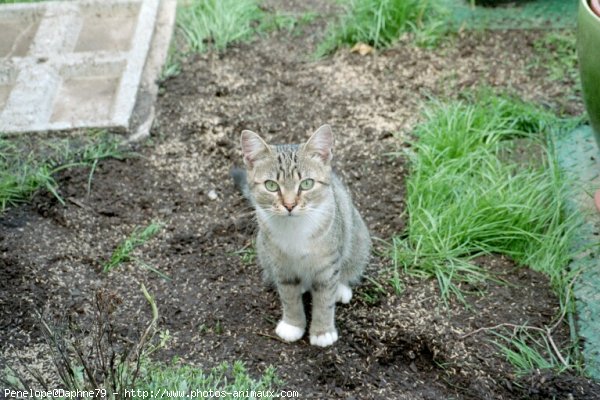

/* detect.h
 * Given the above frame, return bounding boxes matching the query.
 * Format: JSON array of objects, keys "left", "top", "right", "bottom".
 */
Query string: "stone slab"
[
  {"left": 0, "top": 0, "right": 164, "bottom": 135},
  {"left": 555, "top": 125, "right": 600, "bottom": 379}
]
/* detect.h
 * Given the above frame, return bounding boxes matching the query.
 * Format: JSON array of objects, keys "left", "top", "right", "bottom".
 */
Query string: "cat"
[{"left": 234, "top": 124, "right": 371, "bottom": 347}]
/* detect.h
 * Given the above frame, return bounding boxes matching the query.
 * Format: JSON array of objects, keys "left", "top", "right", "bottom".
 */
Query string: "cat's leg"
[
  {"left": 336, "top": 283, "right": 352, "bottom": 304},
  {"left": 335, "top": 212, "right": 371, "bottom": 305},
  {"left": 275, "top": 278, "right": 306, "bottom": 342},
  {"left": 309, "top": 271, "right": 339, "bottom": 347}
]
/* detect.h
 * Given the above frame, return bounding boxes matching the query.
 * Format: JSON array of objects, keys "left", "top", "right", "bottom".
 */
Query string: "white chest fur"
[{"left": 257, "top": 204, "right": 332, "bottom": 259}]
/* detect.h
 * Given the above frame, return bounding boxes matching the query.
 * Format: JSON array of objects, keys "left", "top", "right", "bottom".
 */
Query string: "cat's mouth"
[{"left": 274, "top": 208, "right": 302, "bottom": 217}]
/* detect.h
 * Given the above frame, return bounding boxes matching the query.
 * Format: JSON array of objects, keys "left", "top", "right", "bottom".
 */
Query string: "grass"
[
  {"left": 359, "top": 276, "right": 388, "bottom": 305},
  {"left": 492, "top": 326, "right": 572, "bottom": 377},
  {"left": 137, "top": 361, "right": 281, "bottom": 399},
  {"left": 532, "top": 30, "right": 578, "bottom": 83},
  {"left": 390, "top": 90, "right": 584, "bottom": 375},
  {"left": 0, "top": 132, "right": 131, "bottom": 212},
  {"left": 104, "top": 221, "right": 168, "bottom": 279},
  {"left": 391, "top": 91, "right": 581, "bottom": 303},
  {"left": 164, "top": 1, "right": 315, "bottom": 79},
  {"left": 177, "top": 0, "right": 264, "bottom": 53},
  {"left": 175, "top": 1, "right": 314, "bottom": 53},
  {"left": 231, "top": 241, "right": 257, "bottom": 264},
  {"left": 316, "top": 0, "right": 447, "bottom": 56}
]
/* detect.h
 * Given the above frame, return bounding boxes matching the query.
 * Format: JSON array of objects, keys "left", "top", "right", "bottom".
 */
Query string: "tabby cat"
[{"left": 236, "top": 125, "right": 371, "bottom": 347}]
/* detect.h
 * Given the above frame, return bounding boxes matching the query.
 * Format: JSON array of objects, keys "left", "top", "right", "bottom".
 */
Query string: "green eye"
[
  {"left": 265, "top": 180, "right": 279, "bottom": 192},
  {"left": 300, "top": 179, "right": 314, "bottom": 190}
]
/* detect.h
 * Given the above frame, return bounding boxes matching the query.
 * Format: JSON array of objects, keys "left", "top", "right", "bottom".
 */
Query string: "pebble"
[{"left": 208, "top": 189, "right": 218, "bottom": 200}]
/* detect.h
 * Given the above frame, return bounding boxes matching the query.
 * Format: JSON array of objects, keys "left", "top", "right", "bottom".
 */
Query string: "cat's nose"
[{"left": 283, "top": 202, "right": 296, "bottom": 212}]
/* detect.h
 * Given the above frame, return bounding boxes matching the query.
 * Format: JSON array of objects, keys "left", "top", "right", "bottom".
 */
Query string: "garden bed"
[{"left": 1, "top": 0, "right": 599, "bottom": 398}]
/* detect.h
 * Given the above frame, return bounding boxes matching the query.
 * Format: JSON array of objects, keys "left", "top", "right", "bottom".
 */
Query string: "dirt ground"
[{"left": 2, "top": 1, "right": 600, "bottom": 399}]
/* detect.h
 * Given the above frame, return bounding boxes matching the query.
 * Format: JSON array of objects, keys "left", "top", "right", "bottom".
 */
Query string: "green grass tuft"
[
  {"left": 168, "top": 1, "right": 315, "bottom": 78},
  {"left": 532, "top": 30, "right": 578, "bottom": 83},
  {"left": 231, "top": 241, "right": 257, "bottom": 265},
  {"left": 0, "top": 133, "right": 131, "bottom": 213},
  {"left": 492, "top": 327, "right": 571, "bottom": 377},
  {"left": 391, "top": 91, "right": 581, "bottom": 304},
  {"left": 176, "top": 0, "right": 264, "bottom": 53},
  {"left": 316, "top": 0, "right": 447, "bottom": 56},
  {"left": 104, "top": 222, "right": 166, "bottom": 277},
  {"left": 137, "top": 361, "right": 281, "bottom": 399}
]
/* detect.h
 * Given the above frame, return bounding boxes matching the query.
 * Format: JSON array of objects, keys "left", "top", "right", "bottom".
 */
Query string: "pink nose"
[{"left": 283, "top": 202, "right": 296, "bottom": 212}]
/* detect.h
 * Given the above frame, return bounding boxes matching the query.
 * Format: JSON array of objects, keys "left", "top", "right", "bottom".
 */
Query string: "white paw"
[
  {"left": 310, "top": 330, "right": 338, "bottom": 347},
  {"left": 275, "top": 321, "right": 304, "bottom": 342},
  {"left": 336, "top": 284, "right": 352, "bottom": 304}
]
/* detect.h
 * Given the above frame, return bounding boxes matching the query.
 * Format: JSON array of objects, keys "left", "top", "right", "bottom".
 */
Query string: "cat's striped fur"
[{"left": 238, "top": 125, "right": 371, "bottom": 347}]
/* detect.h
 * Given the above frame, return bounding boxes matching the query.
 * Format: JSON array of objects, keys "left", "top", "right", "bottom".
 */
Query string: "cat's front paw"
[
  {"left": 275, "top": 320, "right": 305, "bottom": 342},
  {"left": 336, "top": 284, "right": 352, "bottom": 304},
  {"left": 309, "top": 330, "right": 338, "bottom": 347}
]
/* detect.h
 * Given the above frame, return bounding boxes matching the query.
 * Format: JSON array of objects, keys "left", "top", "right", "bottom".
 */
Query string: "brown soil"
[{"left": 1, "top": 1, "right": 599, "bottom": 399}]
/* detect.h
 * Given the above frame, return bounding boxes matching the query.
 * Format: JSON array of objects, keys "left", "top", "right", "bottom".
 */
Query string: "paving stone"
[
  {"left": 555, "top": 125, "right": 600, "bottom": 379},
  {"left": 0, "top": 0, "right": 169, "bottom": 136}
]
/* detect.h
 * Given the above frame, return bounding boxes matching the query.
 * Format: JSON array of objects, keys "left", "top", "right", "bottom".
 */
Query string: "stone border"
[
  {"left": 555, "top": 125, "right": 600, "bottom": 379},
  {"left": 0, "top": 0, "right": 161, "bottom": 134}
]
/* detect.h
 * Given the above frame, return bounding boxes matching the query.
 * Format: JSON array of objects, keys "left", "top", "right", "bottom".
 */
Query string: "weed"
[
  {"left": 391, "top": 91, "right": 581, "bottom": 304},
  {"left": 104, "top": 222, "right": 168, "bottom": 280},
  {"left": 0, "top": 133, "right": 131, "bottom": 212},
  {"left": 214, "top": 320, "right": 224, "bottom": 335},
  {"left": 3, "top": 285, "right": 160, "bottom": 399},
  {"left": 316, "top": 0, "right": 447, "bottom": 56},
  {"left": 172, "top": 1, "right": 314, "bottom": 77},
  {"left": 159, "top": 45, "right": 183, "bottom": 81},
  {"left": 232, "top": 242, "right": 257, "bottom": 264},
  {"left": 491, "top": 326, "right": 571, "bottom": 377},
  {"left": 532, "top": 30, "right": 578, "bottom": 83},
  {"left": 176, "top": 0, "right": 264, "bottom": 53},
  {"left": 137, "top": 361, "right": 281, "bottom": 399},
  {"left": 359, "top": 276, "right": 388, "bottom": 304},
  {"left": 259, "top": 11, "right": 317, "bottom": 35}
]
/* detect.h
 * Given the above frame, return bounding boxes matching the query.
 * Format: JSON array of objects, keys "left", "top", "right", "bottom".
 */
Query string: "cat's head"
[{"left": 240, "top": 125, "right": 334, "bottom": 218}]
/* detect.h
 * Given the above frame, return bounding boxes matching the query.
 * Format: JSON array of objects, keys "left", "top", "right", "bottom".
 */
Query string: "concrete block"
[{"left": 0, "top": 0, "right": 170, "bottom": 136}]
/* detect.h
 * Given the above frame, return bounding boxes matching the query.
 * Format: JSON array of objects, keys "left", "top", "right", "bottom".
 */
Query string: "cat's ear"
[
  {"left": 304, "top": 124, "right": 334, "bottom": 164},
  {"left": 241, "top": 130, "right": 271, "bottom": 168}
]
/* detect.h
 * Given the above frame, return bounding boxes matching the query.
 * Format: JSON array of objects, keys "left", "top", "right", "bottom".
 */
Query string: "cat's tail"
[{"left": 230, "top": 167, "right": 250, "bottom": 199}]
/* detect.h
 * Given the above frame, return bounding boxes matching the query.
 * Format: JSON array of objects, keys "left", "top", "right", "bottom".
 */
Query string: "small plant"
[
  {"left": 137, "top": 361, "right": 281, "bottom": 399},
  {"left": 176, "top": 0, "right": 264, "bottom": 53},
  {"left": 316, "top": 0, "right": 447, "bottom": 56},
  {"left": 491, "top": 326, "right": 572, "bottom": 377},
  {"left": 104, "top": 221, "right": 168, "bottom": 279},
  {"left": 359, "top": 276, "right": 387, "bottom": 305},
  {"left": 532, "top": 31, "right": 578, "bottom": 83},
  {"left": 0, "top": 133, "right": 131, "bottom": 212},
  {"left": 159, "top": 45, "right": 183, "bottom": 81},
  {"left": 259, "top": 11, "right": 317, "bottom": 35},
  {"left": 232, "top": 242, "right": 257, "bottom": 264},
  {"left": 3, "top": 285, "right": 161, "bottom": 399}
]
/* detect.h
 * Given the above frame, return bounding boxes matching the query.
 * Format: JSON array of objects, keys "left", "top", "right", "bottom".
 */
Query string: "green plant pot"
[{"left": 578, "top": 0, "right": 600, "bottom": 148}]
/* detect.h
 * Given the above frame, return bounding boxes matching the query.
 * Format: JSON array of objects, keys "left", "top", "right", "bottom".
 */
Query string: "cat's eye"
[
  {"left": 264, "top": 180, "right": 279, "bottom": 192},
  {"left": 300, "top": 179, "right": 315, "bottom": 190}
]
